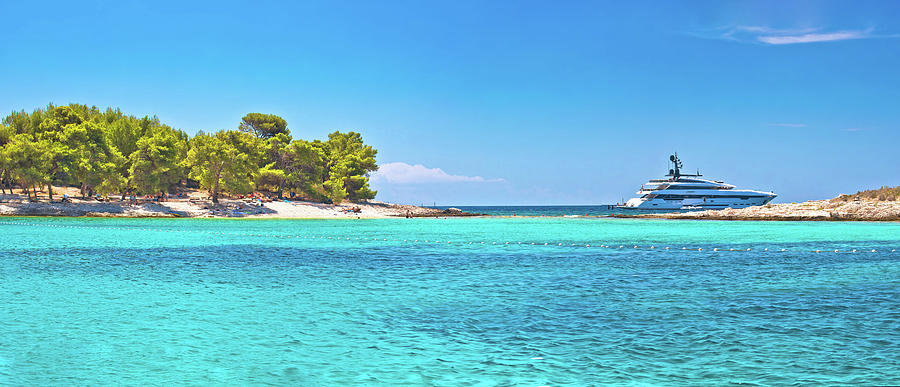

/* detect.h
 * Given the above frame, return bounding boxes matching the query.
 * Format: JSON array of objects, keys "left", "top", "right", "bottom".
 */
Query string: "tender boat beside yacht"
[{"left": 621, "top": 153, "right": 776, "bottom": 210}]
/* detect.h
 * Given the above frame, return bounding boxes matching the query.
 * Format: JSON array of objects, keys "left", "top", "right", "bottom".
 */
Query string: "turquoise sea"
[
  {"left": 2, "top": 213, "right": 899, "bottom": 385},
  {"left": 442, "top": 206, "right": 687, "bottom": 217}
]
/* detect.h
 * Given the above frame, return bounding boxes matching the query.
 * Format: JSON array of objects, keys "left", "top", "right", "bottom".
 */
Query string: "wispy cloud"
[
  {"left": 758, "top": 29, "right": 872, "bottom": 45},
  {"left": 843, "top": 127, "right": 866, "bottom": 132},
  {"left": 372, "top": 162, "right": 505, "bottom": 184},
  {"left": 767, "top": 123, "right": 808, "bottom": 128},
  {"left": 700, "top": 25, "right": 890, "bottom": 45}
]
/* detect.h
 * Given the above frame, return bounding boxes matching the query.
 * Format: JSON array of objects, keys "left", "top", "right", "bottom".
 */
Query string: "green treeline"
[{"left": 0, "top": 104, "right": 378, "bottom": 204}]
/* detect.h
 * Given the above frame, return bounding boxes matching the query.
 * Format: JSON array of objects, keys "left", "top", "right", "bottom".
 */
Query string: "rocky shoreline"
[{"left": 621, "top": 199, "right": 900, "bottom": 221}]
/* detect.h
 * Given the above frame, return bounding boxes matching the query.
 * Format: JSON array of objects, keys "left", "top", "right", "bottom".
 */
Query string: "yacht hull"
[{"left": 623, "top": 192, "right": 775, "bottom": 210}]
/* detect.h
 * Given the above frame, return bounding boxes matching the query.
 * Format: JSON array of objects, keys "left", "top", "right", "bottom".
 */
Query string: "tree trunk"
[
  {"left": 47, "top": 183, "right": 53, "bottom": 201},
  {"left": 277, "top": 179, "right": 285, "bottom": 198},
  {"left": 212, "top": 167, "right": 222, "bottom": 204},
  {"left": 211, "top": 162, "right": 226, "bottom": 204},
  {"left": 80, "top": 182, "right": 86, "bottom": 199}
]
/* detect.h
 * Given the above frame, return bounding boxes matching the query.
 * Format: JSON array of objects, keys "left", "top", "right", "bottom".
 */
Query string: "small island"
[{"left": 0, "top": 103, "right": 476, "bottom": 218}]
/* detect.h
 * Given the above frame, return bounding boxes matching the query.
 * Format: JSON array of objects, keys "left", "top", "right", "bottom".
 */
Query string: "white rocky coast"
[{"left": 641, "top": 199, "right": 900, "bottom": 221}]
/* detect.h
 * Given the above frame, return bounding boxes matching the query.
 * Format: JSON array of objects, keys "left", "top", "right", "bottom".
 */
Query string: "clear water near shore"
[
  {"left": 1, "top": 216, "right": 899, "bottom": 385},
  {"left": 437, "top": 205, "right": 684, "bottom": 217}
]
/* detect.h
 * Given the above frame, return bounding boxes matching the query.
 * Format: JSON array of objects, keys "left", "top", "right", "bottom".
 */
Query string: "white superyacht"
[{"left": 621, "top": 153, "right": 776, "bottom": 210}]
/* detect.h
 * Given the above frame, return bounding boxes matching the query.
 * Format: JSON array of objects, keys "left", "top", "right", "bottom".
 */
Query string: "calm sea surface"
[{"left": 2, "top": 212, "right": 899, "bottom": 385}]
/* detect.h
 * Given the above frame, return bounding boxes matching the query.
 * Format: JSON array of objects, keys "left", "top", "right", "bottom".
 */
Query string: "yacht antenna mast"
[{"left": 669, "top": 153, "right": 683, "bottom": 179}]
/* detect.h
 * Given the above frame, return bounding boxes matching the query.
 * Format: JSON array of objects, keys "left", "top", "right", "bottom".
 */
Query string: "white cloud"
[
  {"left": 731, "top": 26, "right": 817, "bottom": 37},
  {"left": 843, "top": 127, "right": 865, "bottom": 132},
  {"left": 757, "top": 29, "right": 870, "bottom": 45},
  {"left": 372, "top": 162, "right": 505, "bottom": 184},
  {"left": 767, "top": 123, "right": 807, "bottom": 128},
  {"left": 699, "top": 25, "right": 889, "bottom": 45}
]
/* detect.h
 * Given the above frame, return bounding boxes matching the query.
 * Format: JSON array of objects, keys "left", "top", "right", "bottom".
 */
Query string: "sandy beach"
[{"left": 0, "top": 190, "right": 472, "bottom": 219}]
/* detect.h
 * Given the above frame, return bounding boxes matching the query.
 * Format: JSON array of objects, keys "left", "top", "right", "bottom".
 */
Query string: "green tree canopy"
[
  {"left": 239, "top": 113, "right": 289, "bottom": 139},
  {"left": 3, "top": 134, "right": 50, "bottom": 199},
  {"left": 319, "top": 131, "right": 378, "bottom": 203},
  {"left": 0, "top": 125, "right": 14, "bottom": 194},
  {"left": 1, "top": 104, "right": 379, "bottom": 204},
  {"left": 0, "top": 124, "right": 15, "bottom": 145},
  {"left": 62, "top": 120, "right": 126, "bottom": 196},
  {"left": 258, "top": 132, "right": 293, "bottom": 197},
  {"left": 30, "top": 106, "right": 86, "bottom": 199},
  {"left": 185, "top": 130, "right": 263, "bottom": 203},
  {"left": 128, "top": 126, "right": 189, "bottom": 194}
]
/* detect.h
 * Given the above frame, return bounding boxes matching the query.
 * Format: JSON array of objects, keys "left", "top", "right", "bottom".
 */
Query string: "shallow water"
[
  {"left": 441, "top": 205, "right": 681, "bottom": 217},
  {"left": 1, "top": 216, "right": 899, "bottom": 385}
]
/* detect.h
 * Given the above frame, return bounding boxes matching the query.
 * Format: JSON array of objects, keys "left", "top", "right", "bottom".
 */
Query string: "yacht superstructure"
[{"left": 622, "top": 154, "right": 776, "bottom": 210}]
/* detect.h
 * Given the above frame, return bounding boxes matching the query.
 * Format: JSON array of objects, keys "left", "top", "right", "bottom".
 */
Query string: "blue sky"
[{"left": 2, "top": 1, "right": 898, "bottom": 205}]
